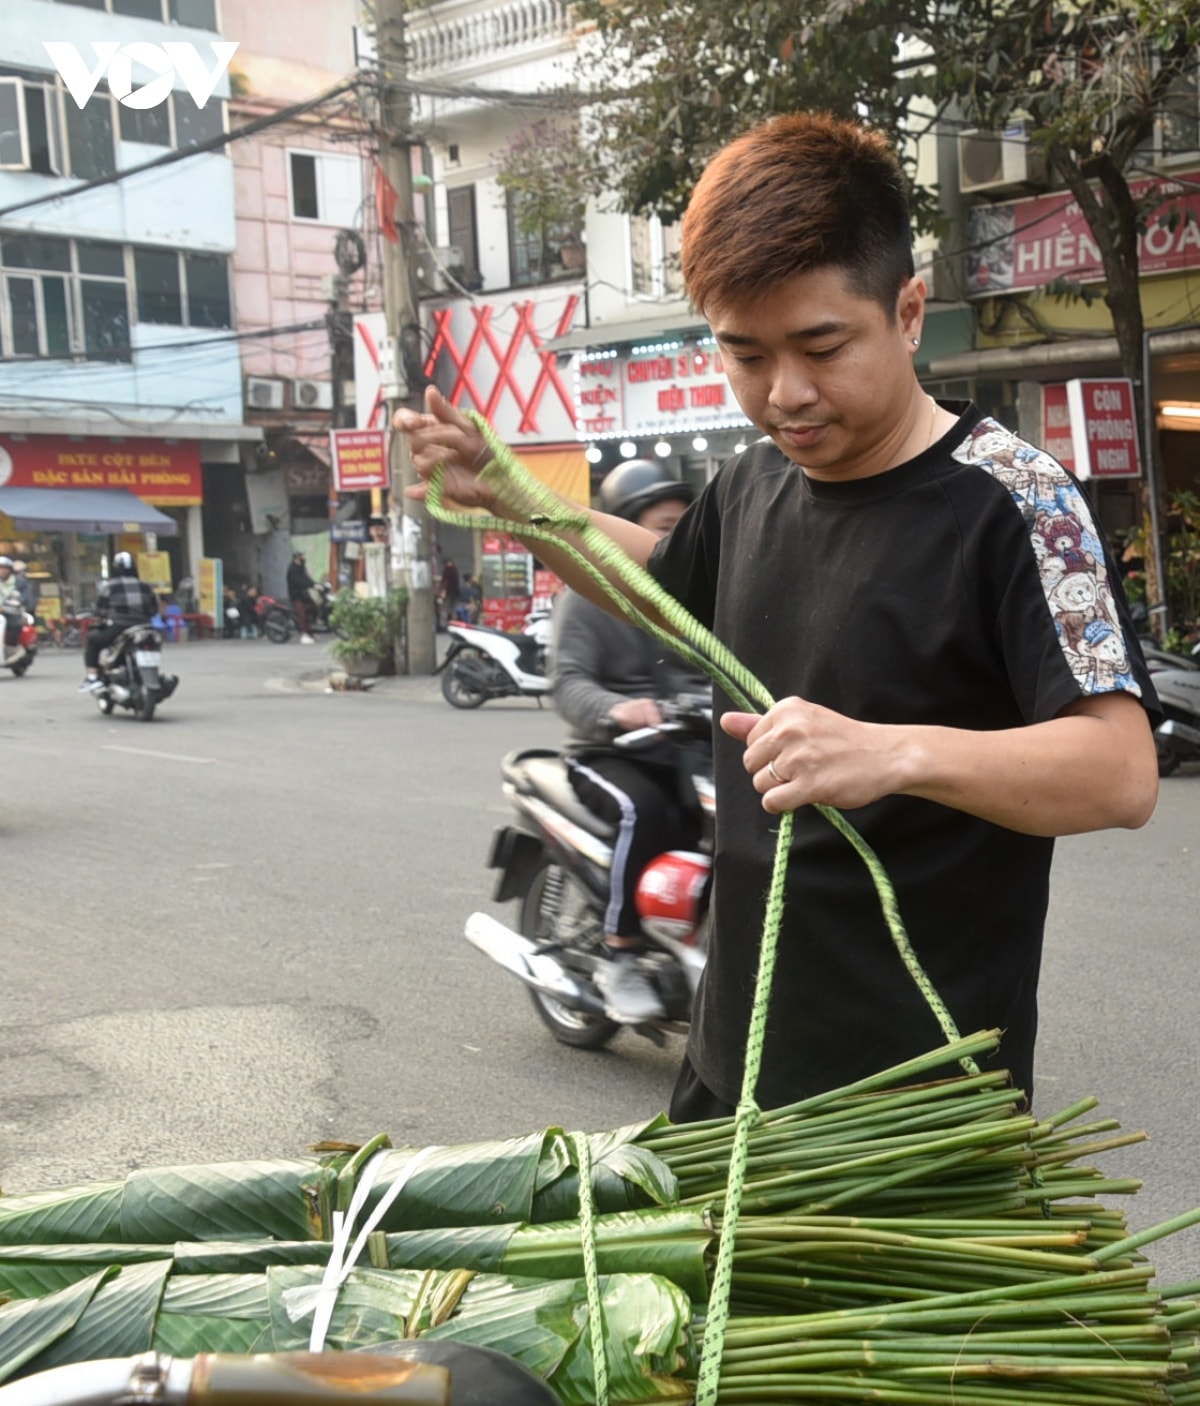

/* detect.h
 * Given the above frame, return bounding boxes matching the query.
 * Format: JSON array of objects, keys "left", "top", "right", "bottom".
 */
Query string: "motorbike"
[
  {"left": 0, "top": 1343, "right": 558, "bottom": 1406},
  {"left": 1, "top": 606, "right": 38, "bottom": 677},
  {"left": 259, "top": 582, "right": 339, "bottom": 643},
  {"left": 1145, "top": 638, "right": 1200, "bottom": 775},
  {"left": 90, "top": 623, "right": 178, "bottom": 722},
  {"left": 436, "top": 611, "right": 552, "bottom": 709},
  {"left": 465, "top": 694, "right": 715, "bottom": 1049}
]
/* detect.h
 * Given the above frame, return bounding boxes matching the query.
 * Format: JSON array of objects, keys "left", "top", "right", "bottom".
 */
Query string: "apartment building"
[{"left": 0, "top": 0, "right": 247, "bottom": 607}]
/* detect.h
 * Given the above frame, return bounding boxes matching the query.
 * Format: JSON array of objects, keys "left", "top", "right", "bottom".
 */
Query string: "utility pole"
[{"left": 375, "top": 0, "right": 436, "bottom": 672}]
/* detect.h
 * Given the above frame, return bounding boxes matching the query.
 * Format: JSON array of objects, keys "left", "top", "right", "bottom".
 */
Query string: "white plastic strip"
[{"left": 307, "top": 1144, "right": 442, "bottom": 1352}]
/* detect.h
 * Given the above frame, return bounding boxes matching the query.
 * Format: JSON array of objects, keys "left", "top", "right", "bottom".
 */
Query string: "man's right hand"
[
  {"left": 393, "top": 387, "right": 495, "bottom": 511},
  {"left": 608, "top": 698, "right": 665, "bottom": 731}
]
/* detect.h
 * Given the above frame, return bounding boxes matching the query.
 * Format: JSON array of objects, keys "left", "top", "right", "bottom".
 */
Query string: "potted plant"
[{"left": 329, "top": 586, "right": 409, "bottom": 677}]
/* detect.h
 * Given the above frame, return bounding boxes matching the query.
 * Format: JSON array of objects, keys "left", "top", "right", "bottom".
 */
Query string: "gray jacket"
[{"left": 550, "top": 589, "right": 709, "bottom": 749}]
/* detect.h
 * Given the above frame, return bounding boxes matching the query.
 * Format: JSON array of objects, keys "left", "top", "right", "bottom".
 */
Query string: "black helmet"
[
  {"left": 599, "top": 459, "right": 693, "bottom": 523},
  {"left": 112, "top": 551, "right": 138, "bottom": 578}
]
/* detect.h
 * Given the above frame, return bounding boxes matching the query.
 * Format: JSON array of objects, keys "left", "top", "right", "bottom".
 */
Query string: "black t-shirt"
[{"left": 648, "top": 404, "right": 1158, "bottom": 1108}]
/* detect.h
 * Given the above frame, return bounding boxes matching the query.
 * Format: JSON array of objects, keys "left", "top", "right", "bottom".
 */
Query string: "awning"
[
  {"left": 0, "top": 487, "right": 180, "bottom": 535},
  {"left": 545, "top": 310, "right": 709, "bottom": 355}
]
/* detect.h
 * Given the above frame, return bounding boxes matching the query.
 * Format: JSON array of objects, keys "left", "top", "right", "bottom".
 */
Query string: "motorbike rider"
[
  {"left": 10, "top": 559, "right": 37, "bottom": 613},
  {"left": 0, "top": 556, "right": 24, "bottom": 659},
  {"left": 551, "top": 460, "right": 710, "bottom": 1024},
  {"left": 287, "top": 551, "right": 317, "bottom": 643},
  {"left": 79, "top": 551, "right": 159, "bottom": 692}
]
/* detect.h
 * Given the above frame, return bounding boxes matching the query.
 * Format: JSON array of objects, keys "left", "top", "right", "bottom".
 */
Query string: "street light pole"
[{"left": 375, "top": 0, "right": 436, "bottom": 673}]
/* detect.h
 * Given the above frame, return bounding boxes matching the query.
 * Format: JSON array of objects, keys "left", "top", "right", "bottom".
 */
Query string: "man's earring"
[{"left": 911, "top": 337, "right": 920, "bottom": 348}]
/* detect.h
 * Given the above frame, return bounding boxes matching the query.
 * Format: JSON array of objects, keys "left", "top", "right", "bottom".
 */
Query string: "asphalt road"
[{"left": 2, "top": 636, "right": 1198, "bottom": 1283}]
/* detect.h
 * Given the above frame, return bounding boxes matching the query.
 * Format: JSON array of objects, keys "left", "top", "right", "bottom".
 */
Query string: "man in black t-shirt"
[{"left": 395, "top": 113, "right": 1160, "bottom": 1115}]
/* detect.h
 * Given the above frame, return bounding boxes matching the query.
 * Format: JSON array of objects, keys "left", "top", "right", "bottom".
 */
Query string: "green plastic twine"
[
  {"left": 426, "top": 411, "right": 981, "bottom": 1405},
  {"left": 569, "top": 1130, "right": 609, "bottom": 1406}
]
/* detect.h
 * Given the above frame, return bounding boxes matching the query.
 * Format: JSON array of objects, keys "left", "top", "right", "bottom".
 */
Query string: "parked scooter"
[
  {"left": 90, "top": 623, "right": 178, "bottom": 722},
  {"left": 465, "top": 694, "right": 715, "bottom": 1049},
  {"left": 436, "top": 611, "right": 552, "bottom": 709},
  {"left": 1145, "top": 639, "right": 1200, "bottom": 775},
  {"left": 1, "top": 606, "right": 37, "bottom": 677}
]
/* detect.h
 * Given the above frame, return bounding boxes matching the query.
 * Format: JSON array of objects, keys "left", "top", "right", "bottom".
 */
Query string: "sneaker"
[
  {"left": 78, "top": 677, "right": 103, "bottom": 693},
  {"left": 594, "top": 950, "right": 665, "bottom": 1024},
  {"left": 299, "top": 633, "right": 316, "bottom": 644}
]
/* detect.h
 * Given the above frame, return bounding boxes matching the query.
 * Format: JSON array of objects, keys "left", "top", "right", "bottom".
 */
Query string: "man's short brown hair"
[{"left": 681, "top": 112, "right": 915, "bottom": 318}]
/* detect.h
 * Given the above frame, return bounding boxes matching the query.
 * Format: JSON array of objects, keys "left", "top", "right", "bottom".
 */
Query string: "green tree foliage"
[
  {"left": 573, "top": 0, "right": 1198, "bottom": 376},
  {"left": 494, "top": 118, "right": 590, "bottom": 279}
]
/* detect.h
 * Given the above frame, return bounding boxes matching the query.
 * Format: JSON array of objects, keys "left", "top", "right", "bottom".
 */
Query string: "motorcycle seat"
[{"left": 503, "top": 749, "right": 616, "bottom": 840}]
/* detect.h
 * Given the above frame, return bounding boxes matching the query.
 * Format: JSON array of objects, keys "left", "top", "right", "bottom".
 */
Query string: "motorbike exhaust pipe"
[
  {"left": 464, "top": 912, "right": 603, "bottom": 1012},
  {"left": 110, "top": 684, "right": 130, "bottom": 702}
]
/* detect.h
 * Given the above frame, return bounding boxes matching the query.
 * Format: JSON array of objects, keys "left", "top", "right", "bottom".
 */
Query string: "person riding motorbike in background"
[
  {"left": 79, "top": 552, "right": 159, "bottom": 692},
  {"left": 10, "top": 559, "right": 37, "bottom": 613},
  {"left": 0, "top": 556, "right": 25, "bottom": 659},
  {"left": 551, "top": 460, "right": 710, "bottom": 1024},
  {"left": 287, "top": 551, "right": 317, "bottom": 644}
]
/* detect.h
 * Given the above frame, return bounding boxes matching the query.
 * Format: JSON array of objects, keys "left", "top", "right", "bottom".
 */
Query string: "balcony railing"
[{"left": 407, "top": 0, "right": 574, "bottom": 75}]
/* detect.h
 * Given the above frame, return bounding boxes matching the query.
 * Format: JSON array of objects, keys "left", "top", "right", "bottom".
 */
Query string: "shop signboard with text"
[
  {"left": 1041, "top": 385, "right": 1076, "bottom": 473},
  {"left": 1065, "top": 379, "right": 1143, "bottom": 479},
  {"left": 574, "top": 343, "right": 752, "bottom": 440},
  {"left": 198, "top": 558, "right": 223, "bottom": 631},
  {"left": 0, "top": 436, "right": 202, "bottom": 505},
  {"left": 330, "top": 429, "right": 388, "bottom": 493},
  {"left": 965, "top": 171, "right": 1200, "bottom": 297}
]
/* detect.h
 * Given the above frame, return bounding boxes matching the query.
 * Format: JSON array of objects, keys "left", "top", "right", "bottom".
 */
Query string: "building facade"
[
  {"left": 0, "top": 0, "right": 249, "bottom": 611},
  {"left": 220, "top": 0, "right": 380, "bottom": 600}
]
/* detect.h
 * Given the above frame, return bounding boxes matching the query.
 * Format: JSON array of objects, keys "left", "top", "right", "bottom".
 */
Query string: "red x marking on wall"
[
  {"left": 355, "top": 317, "right": 386, "bottom": 429},
  {"left": 424, "top": 295, "right": 579, "bottom": 436}
]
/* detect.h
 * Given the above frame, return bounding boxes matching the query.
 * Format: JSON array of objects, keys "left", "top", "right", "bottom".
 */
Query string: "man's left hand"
[{"left": 722, "top": 698, "right": 900, "bottom": 813}]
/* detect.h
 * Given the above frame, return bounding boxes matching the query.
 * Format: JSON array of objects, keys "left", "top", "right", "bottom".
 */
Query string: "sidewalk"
[{"left": 284, "top": 634, "right": 452, "bottom": 697}]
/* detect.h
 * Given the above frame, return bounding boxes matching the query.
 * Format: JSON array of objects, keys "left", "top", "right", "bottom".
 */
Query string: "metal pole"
[
  {"left": 1141, "top": 328, "right": 1170, "bottom": 641},
  {"left": 375, "top": 0, "right": 436, "bottom": 673}
]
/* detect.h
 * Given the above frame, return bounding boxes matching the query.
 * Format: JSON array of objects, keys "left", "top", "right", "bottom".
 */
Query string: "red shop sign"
[
  {"left": 1065, "top": 379, "right": 1142, "bottom": 480},
  {"left": 330, "top": 428, "right": 388, "bottom": 492}
]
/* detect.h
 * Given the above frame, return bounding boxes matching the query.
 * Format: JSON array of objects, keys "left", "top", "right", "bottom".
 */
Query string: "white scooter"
[
  {"left": 436, "top": 610, "right": 552, "bottom": 708},
  {"left": 1, "top": 606, "right": 37, "bottom": 677}
]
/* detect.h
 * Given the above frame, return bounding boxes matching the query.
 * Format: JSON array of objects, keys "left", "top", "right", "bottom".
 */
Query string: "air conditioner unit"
[
  {"left": 246, "top": 376, "right": 285, "bottom": 410},
  {"left": 958, "top": 126, "right": 1047, "bottom": 196},
  {"left": 415, "top": 245, "right": 465, "bottom": 295},
  {"left": 292, "top": 378, "right": 334, "bottom": 410}
]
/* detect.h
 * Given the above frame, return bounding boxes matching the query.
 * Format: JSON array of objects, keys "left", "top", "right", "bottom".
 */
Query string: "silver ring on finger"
[{"left": 767, "top": 758, "right": 785, "bottom": 785}]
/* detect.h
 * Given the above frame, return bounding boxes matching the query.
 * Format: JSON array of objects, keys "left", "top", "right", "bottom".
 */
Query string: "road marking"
[{"left": 101, "top": 745, "right": 216, "bottom": 765}]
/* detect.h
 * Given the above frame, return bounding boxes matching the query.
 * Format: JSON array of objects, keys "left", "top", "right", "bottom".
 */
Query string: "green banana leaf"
[
  {"left": 354, "top": 1123, "right": 677, "bottom": 1232},
  {"left": 0, "top": 1126, "right": 678, "bottom": 1253},
  {"left": 0, "top": 1182, "right": 124, "bottom": 1247},
  {"left": 265, "top": 1265, "right": 436, "bottom": 1352},
  {"left": 0, "top": 1244, "right": 170, "bottom": 1299},
  {"left": 151, "top": 1272, "right": 274, "bottom": 1357},
  {"left": 423, "top": 1271, "right": 696, "bottom": 1404},
  {"left": 11, "top": 1261, "right": 170, "bottom": 1379},
  {"left": 531, "top": 1127, "right": 679, "bottom": 1224},
  {"left": 119, "top": 1159, "right": 335, "bottom": 1243},
  {"left": 377, "top": 1208, "right": 712, "bottom": 1302},
  {"left": 0, "top": 1270, "right": 113, "bottom": 1384}
]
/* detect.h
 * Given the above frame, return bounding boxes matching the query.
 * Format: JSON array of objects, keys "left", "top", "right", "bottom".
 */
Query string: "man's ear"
[{"left": 897, "top": 275, "right": 927, "bottom": 344}]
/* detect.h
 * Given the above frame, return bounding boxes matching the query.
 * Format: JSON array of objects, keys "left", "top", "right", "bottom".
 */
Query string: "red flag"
[{"left": 375, "top": 161, "right": 399, "bottom": 243}]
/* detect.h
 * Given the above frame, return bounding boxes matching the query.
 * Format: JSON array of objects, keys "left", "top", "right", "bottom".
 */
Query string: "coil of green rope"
[{"left": 425, "top": 410, "right": 981, "bottom": 1404}]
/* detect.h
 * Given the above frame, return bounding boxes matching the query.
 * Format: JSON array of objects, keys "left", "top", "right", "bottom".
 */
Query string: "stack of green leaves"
[{"left": 2, "top": 1030, "right": 1198, "bottom": 1404}]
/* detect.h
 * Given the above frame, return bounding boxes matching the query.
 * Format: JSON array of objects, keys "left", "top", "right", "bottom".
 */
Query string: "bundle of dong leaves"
[{"left": 3, "top": 1030, "right": 1200, "bottom": 1404}]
